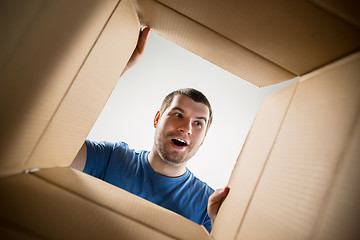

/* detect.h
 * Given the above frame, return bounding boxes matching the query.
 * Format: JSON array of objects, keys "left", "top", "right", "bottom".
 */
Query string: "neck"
[{"left": 147, "top": 149, "right": 187, "bottom": 177}]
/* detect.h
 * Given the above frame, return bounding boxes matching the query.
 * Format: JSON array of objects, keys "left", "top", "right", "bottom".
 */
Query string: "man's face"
[{"left": 153, "top": 94, "right": 210, "bottom": 167}]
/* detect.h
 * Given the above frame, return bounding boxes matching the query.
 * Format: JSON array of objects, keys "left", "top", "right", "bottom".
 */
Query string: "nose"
[{"left": 178, "top": 120, "right": 192, "bottom": 135}]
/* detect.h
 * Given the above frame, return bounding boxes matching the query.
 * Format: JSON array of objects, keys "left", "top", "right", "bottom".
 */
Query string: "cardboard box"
[{"left": 0, "top": 0, "right": 359, "bottom": 239}]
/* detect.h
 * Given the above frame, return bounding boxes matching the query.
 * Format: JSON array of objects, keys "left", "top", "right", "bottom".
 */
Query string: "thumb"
[
  {"left": 209, "top": 187, "right": 230, "bottom": 203},
  {"left": 208, "top": 186, "right": 230, "bottom": 225}
]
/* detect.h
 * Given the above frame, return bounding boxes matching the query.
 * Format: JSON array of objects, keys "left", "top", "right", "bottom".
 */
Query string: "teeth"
[{"left": 175, "top": 138, "right": 186, "bottom": 144}]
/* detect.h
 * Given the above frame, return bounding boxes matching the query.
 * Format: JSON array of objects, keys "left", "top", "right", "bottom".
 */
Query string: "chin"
[{"left": 161, "top": 154, "right": 189, "bottom": 167}]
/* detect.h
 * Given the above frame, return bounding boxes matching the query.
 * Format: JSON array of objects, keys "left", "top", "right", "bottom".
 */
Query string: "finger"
[
  {"left": 209, "top": 187, "right": 230, "bottom": 204},
  {"left": 137, "top": 27, "right": 150, "bottom": 54}
]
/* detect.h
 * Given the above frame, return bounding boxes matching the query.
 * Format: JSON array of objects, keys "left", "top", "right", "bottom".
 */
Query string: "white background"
[{"left": 87, "top": 31, "right": 296, "bottom": 190}]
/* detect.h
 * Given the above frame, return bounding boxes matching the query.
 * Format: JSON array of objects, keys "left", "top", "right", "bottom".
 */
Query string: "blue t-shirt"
[{"left": 84, "top": 140, "right": 214, "bottom": 232}]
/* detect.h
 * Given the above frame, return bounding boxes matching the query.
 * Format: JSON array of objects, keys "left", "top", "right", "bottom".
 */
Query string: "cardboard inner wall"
[
  {"left": 0, "top": 0, "right": 140, "bottom": 176},
  {"left": 313, "top": 96, "right": 360, "bottom": 240},
  {"left": 226, "top": 53, "right": 360, "bottom": 240},
  {"left": 134, "top": 0, "right": 360, "bottom": 86},
  {"left": 133, "top": 0, "right": 296, "bottom": 87},
  {"left": 0, "top": 0, "right": 118, "bottom": 175},
  {"left": 25, "top": 0, "right": 140, "bottom": 171},
  {"left": 0, "top": 167, "right": 210, "bottom": 240},
  {"left": 211, "top": 81, "right": 299, "bottom": 239},
  {"left": 309, "top": 0, "right": 360, "bottom": 28}
]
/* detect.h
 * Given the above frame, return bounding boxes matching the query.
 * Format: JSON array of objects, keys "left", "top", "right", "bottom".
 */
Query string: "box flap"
[
  {"left": 235, "top": 52, "right": 360, "bottom": 239},
  {"left": 211, "top": 81, "right": 298, "bottom": 239},
  {"left": 0, "top": 167, "right": 210, "bottom": 239},
  {"left": 0, "top": 0, "right": 140, "bottom": 176},
  {"left": 134, "top": 0, "right": 360, "bottom": 86},
  {"left": 312, "top": 91, "right": 360, "bottom": 239}
]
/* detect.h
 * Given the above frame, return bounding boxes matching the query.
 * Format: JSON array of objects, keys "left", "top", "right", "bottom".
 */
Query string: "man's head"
[
  {"left": 152, "top": 88, "right": 212, "bottom": 167},
  {"left": 158, "top": 88, "right": 213, "bottom": 130}
]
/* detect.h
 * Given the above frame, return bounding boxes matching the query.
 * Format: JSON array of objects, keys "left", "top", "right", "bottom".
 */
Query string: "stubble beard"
[{"left": 154, "top": 130, "right": 198, "bottom": 167}]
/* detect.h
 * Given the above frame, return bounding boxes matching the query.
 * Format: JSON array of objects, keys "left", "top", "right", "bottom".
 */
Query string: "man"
[{"left": 71, "top": 27, "right": 229, "bottom": 233}]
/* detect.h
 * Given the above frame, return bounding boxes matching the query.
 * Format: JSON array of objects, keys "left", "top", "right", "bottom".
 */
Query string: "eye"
[
  {"left": 174, "top": 112, "right": 183, "bottom": 118},
  {"left": 194, "top": 121, "right": 203, "bottom": 128}
]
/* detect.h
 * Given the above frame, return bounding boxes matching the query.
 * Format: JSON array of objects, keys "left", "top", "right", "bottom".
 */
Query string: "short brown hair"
[{"left": 159, "top": 88, "right": 213, "bottom": 130}]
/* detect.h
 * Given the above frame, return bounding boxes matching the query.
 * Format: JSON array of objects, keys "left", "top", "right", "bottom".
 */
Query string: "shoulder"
[
  {"left": 86, "top": 139, "right": 150, "bottom": 158},
  {"left": 186, "top": 170, "right": 215, "bottom": 196},
  {"left": 85, "top": 139, "right": 130, "bottom": 151}
]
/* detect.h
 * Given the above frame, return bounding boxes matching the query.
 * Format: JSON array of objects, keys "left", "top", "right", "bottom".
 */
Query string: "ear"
[{"left": 154, "top": 111, "right": 160, "bottom": 128}]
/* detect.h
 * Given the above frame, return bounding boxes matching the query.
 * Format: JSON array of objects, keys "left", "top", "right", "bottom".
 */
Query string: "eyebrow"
[{"left": 171, "top": 107, "right": 208, "bottom": 123}]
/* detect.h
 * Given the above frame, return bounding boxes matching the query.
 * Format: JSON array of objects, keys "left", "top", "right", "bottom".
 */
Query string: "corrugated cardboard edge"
[
  {"left": 133, "top": 0, "right": 296, "bottom": 87},
  {"left": 0, "top": 0, "right": 141, "bottom": 177},
  {"left": 0, "top": 172, "right": 176, "bottom": 239},
  {"left": 24, "top": 0, "right": 141, "bottom": 171},
  {"left": 0, "top": 167, "right": 211, "bottom": 239},
  {"left": 0, "top": 0, "right": 121, "bottom": 177},
  {"left": 34, "top": 167, "right": 211, "bottom": 240},
  {"left": 235, "top": 50, "right": 360, "bottom": 239},
  {"left": 211, "top": 81, "right": 299, "bottom": 239}
]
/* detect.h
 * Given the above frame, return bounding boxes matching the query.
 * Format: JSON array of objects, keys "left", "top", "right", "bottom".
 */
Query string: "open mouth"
[{"left": 171, "top": 138, "right": 187, "bottom": 147}]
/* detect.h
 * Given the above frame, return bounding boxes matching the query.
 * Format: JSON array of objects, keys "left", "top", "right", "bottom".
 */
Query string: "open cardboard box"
[{"left": 1, "top": 0, "right": 359, "bottom": 239}]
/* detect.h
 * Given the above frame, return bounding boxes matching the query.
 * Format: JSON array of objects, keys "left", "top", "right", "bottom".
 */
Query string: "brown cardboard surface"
[
  {"left": 0, "top": 219, "right": 42, "bottom": 239},
  {"left": 0, "top": 167, "right": 210, "bottom": 239},
  {"left": 35, "top": 167, "right": 211, "bottom": 239},
  {"left": 134, "top": 0, "right": 296, "bottom": 87},
  {"left": 134, "top": 0, "right": 360, "bottom": 85},
  {"left": 310, "top": 0, "right": 360, "bottom": 28},
  {"left": 0, "top": 0, "right": 43, "bottom": 71},
  {"left": 25, "top": 0, "right": 140, "bottom": 171},
  {"left": 0, "top": 0, "right": 120, "bottom": 175},
  {"left": 0, "top": 173, "right": 173, "bottom": 239},
  {"left": 211, "top": 81, "right": 298, "bottom": 239},
  {"left": 235, "top": 52, "right": 360, "bottom": 239},
  {"left": 0, "top": 0, "right": 140, "bottom": 176},
  {"left": 312, "top": 101, "right": 360, "bottom": 240},
  {"left": 304, "top": 52, "right": 360, "bottom": 240}
]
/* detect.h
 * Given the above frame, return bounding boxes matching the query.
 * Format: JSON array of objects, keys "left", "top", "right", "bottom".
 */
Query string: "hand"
[
  {"left": 122, "top": 27, "right": 150, "bottom": 74},
  {"left": 207, "top": 186, "right": 230, "bottom": 226}
]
